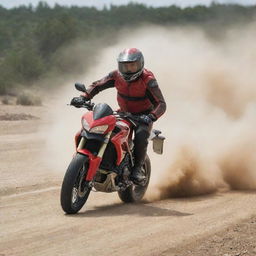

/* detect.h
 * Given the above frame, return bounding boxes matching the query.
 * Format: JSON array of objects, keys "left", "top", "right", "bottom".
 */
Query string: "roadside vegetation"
[{"left": 0, "top": 1, "right": 256, "bottom": 99}]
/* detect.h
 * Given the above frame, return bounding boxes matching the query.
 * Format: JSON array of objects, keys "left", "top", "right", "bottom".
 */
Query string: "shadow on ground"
[{"left": 70, "top": 201, "right": 193, "bottom": 218}]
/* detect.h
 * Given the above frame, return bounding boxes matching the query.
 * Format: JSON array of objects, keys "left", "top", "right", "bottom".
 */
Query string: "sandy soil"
[
  {"left": 0, "top": 103, "right": 59, "bottom": 196},
  {"left": 168, "top": 215, "right": 256, "bottom": 256},
  {"left": 0, "top": 103, "right": 256, "bottom": 256}
]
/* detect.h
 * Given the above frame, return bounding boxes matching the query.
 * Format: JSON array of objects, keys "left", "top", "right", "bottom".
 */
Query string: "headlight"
[
  {"left": 82, "top": 119, "right": 90, "bottom": 131},
  {"left": 90, "top": 125, "right": 109, "bottom": 134}
]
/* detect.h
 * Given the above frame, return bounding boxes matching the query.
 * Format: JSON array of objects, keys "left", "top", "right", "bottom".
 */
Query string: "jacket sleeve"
[
  {"left": 82, "top": 71, "right": 115, "bottom": 99},
  {"left": 146, "top": 79, "right": 167, "bottom": 120}
]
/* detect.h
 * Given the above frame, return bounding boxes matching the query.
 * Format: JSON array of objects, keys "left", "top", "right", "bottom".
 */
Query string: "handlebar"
[
  {"left": 70, "top": 100, "right": 95, "bottom": 111},
  {"left": 70, "top": 98, "right": 142, "bottom": 127},
  {"left": 82, "top": 101, "right": 95, "bottom": 111}
]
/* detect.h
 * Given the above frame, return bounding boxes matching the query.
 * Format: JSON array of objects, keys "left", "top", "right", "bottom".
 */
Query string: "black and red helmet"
[{"left": 117, "top": 48, "right": 144, "bottom": 82}]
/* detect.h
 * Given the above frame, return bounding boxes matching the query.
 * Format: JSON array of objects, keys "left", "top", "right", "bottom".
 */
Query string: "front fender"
[{"left": 77, "top": 148, "right": 102, "bottom": 181}]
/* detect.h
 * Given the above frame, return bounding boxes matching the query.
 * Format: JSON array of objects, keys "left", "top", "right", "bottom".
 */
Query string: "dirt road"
[{"left": 1, "top": 104, "right": 256, "bottom": 256}]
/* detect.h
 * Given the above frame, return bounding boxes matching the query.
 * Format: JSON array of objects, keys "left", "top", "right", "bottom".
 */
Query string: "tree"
[{"left": 35, "top": 13, "right": 77, "bottom": 57}]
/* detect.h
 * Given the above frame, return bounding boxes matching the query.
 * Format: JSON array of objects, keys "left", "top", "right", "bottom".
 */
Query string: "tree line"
[{"left": 0, "top": 1, "right": 255, "bottom": 95}]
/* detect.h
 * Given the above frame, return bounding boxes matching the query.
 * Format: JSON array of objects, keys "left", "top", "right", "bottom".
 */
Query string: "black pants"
[{"left": 133, "top": 122, "right": 153, "bottom": 167}]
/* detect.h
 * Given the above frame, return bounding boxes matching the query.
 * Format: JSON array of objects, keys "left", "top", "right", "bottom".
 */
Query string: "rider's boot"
[
  {"left": 131, "top": 123, "right": 152, "bottom": 185},
  {"left": 130, "top": 164, "right": 146, "bottom": 185}
]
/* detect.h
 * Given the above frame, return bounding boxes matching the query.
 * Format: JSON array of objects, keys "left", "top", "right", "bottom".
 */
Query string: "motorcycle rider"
[{"left": 71, "top": 48, "right": 166, "bottom": 185}]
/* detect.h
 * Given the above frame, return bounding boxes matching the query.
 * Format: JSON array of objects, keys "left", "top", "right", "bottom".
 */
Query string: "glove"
[
  {"left": 139, "top": 114, "right": 156, "bottom": 125},
  {"left": 70, "top": 96, "right": 85, "bottom": 107}
]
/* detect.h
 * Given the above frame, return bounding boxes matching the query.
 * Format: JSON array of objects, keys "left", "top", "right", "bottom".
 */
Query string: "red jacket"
[{"left": 84, "top": 69, "right": 166, "bottom": 120}]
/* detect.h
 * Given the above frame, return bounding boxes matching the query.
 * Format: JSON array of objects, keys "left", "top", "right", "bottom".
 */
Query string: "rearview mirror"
[{"left": 75, "top": 83, "right": 87, "bottom": 92}]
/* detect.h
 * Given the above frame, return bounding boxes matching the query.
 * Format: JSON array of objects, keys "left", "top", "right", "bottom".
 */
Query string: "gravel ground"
[{"left": 163, "top": 215, "right": 256, "bottom": 256}]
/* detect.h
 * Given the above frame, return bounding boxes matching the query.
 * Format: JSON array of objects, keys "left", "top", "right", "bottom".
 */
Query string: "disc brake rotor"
[
  {"left": 72, "top": 188, "right": 78, "bottom": 204},
  {"left": 78, "top": 173, "right": 88, "bottom": 197}
]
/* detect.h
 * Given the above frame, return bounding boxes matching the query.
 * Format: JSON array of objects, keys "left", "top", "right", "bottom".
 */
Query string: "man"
[{"left": 72, "top": 48, "right": 166, "bottom": 184}]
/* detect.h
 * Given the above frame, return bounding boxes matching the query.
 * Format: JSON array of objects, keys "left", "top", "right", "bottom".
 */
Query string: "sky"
[{"left": 1, "top": 0, "right": 256, "bottom": 9}]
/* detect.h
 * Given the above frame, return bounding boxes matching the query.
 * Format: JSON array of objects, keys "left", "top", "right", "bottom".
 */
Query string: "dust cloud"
[{"left": 44, "top": 24, "right": 256, "bottom": 199}]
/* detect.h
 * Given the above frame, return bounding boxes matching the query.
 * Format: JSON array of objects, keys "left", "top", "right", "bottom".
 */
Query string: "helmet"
[{"left": 117, "top": 48, "right": 144, "bottom": 82}]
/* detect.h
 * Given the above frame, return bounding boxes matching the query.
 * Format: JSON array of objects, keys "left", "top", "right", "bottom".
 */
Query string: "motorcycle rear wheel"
[
  {"left": 118, "top": 155, "right": 151, "bottom": 203},
  {"left": 60, "top": 153, "right": 91, "bottom": 214}
]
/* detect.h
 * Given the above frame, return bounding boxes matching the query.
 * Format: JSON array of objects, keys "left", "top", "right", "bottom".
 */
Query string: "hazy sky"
[{"left": 1, "top": 0, "right": 256, "bottom": 9}]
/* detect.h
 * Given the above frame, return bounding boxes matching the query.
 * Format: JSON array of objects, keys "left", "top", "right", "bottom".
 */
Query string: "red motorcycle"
[{"left": 60, "top": 83, "right": 165, "bottom": 214}]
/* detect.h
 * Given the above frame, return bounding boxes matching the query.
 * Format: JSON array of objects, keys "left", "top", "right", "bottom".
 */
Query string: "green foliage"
[
  {"left": 4, "top": 48, "right": 44, "bottom": 81},
  {"left": 35, "top": 13, "right": 78, "bottom": 57},
  {"left": 0, "top": 2, "right": 255, "bottom": 95}
]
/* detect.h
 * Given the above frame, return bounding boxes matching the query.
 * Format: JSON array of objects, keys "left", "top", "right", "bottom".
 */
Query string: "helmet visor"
[{"left": 118, "top": 61, "right": 142, "bottom": 74}]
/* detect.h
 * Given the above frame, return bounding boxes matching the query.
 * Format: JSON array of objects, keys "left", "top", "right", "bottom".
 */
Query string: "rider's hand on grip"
[
  {"left": 139, "top": 114, "right": 155, "bottom": 125},
  {"left": 70, "top": 96, "right": 85, "bottom": 107}
]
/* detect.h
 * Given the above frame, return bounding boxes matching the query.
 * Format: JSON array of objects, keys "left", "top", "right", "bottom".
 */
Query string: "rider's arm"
[
  {"left": 82, "top": 71, "right": 116, "bottom": 99},
  {"left": 146, "top": 79, "right": 167, "bottom": 120}
]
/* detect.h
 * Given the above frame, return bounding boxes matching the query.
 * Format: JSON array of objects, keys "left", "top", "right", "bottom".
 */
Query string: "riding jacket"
[{"left": 83, "top": 69, "right": 166, "bottom": 120}]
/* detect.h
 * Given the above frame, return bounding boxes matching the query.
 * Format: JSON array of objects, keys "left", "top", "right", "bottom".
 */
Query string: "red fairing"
[
  {"left": 76, "top": 112, "right": 117, "bottom": 181},
  {"left": 77, "top": 148, "right": 102, "bottom": 181},
  {"left": 81, "top": 112, "right": 116, "bottom": 133},
  {"left": 111, "top": 120, "right": 131, "bottom": 165},
  {"left": 81, "top": 111, "right": 93, "bottom": 127}
]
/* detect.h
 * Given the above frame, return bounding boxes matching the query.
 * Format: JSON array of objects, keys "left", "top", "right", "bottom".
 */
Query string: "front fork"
[{"left": 77, "top": 133, "right": 111, "bottom": 181}]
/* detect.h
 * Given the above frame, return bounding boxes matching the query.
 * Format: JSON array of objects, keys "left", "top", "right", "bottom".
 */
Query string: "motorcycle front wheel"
[
  {"left": 60, "top": 153, "right": 91, "bottom": 214},
  {"left": 118, "top": 155, "right": 151, "bottom": 203}
]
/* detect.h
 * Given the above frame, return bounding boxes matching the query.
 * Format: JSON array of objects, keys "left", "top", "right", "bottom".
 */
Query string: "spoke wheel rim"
[{"left": 133, "top": 165, "right": 149, "bottom": 198}]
